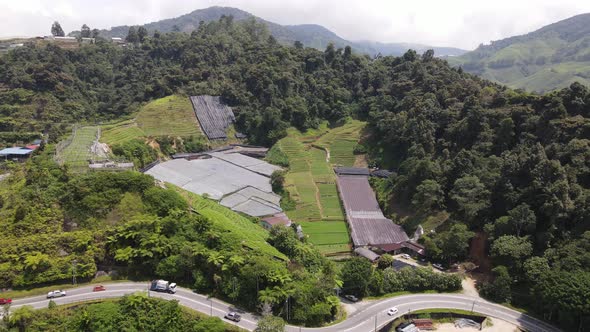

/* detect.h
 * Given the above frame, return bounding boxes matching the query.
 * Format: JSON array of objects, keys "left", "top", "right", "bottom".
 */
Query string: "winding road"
[{"left": 8, "top": 282, "right": 559, "bottom": 332}]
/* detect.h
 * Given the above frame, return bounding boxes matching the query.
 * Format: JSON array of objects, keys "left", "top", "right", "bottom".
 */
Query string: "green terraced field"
[
  {"left": 101, "top": 95, "right": 204, "bottom": 144},
  {"left": 57, "top": 126, "right": 99, "bottom": 171},
  {"left": 101, "top": 120, "right": 145, "bottom": 145},
  {"left": 272, "top": 120, "right": 366, "bottom": 254}
]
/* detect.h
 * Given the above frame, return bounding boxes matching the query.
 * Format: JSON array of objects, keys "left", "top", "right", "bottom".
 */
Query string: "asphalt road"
[{"left": 9, "top": 282, "right": 559, "bottom": 332}]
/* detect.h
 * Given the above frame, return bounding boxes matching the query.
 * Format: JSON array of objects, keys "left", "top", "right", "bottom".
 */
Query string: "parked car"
[
  {"left": 344, "top": 294, "right": 359, "bottom": 302},
  {"left": 47, "top": 290, "right": 66, "bottom": 299},
  {"left": 0, "top": 298, "right": 12, "bottom": 305},
  {"left": 400, "top": 254, "right": 411, "bottom": 260},
  {"left": 93, "top": 285, "right": 106, "bottom": 292},
  {"left": 432, "top": 263, "right": 444, "bottom": 270},
  {"left": 387, "top": 307, "right": 399, "bottom": 316},
  {"left": 224, "top": 311, "right": 241, "bottom": 322}
]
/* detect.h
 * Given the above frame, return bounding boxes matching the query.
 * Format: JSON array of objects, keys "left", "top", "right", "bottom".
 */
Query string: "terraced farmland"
[
  {"left": 55, "top": 126, "right": 100, "bottom": 172},
  {"left": 273, "top": 120, "right": 366, "bottom": 254},
  {"left": 101, "top": 95, "right": 203, "bottom": 144}
]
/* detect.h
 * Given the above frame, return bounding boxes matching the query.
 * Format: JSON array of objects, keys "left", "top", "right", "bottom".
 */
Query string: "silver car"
[{"left": 47, "top": 290, "right": 67, "bottom": 299}]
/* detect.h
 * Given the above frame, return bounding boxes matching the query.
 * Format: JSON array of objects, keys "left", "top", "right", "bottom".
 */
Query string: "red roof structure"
[
  {"left": 261, "top": 213, "right": 292, "bottom": 229},
  {"left": 335, "top": 168, "right": 425, "bottom": 256}
]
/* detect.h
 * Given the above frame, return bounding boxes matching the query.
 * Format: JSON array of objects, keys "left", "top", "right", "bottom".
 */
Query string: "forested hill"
[
  {"left": 448, "top": 13, "right": 590, "bottom": 92},
  {"left": 70, "top": 6, "right": 467, "bottom": 56},
  {"left": 1, "top": 17, "right": 590, "bottom": 330}
]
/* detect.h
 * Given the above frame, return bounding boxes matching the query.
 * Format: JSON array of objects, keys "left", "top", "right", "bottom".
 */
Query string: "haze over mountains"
[
  {"left": 72, "top": 6, "right": 468, "bottom": 57},
  {"left": 448, "top": 13, "right": 590, "bottom": 92}
]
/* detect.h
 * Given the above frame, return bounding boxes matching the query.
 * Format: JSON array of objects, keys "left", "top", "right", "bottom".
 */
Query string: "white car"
[
  {"left": 387, "top": 307, "right": 399, "bottom": 316},
  {"left": 400, "top": 254, "right": 411, "bottom": 260},
  {"left": 47, "top": 290, "right": 67, "bottom": 299}
]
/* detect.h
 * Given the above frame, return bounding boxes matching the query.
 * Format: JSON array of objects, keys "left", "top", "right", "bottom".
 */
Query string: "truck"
[{"left": 150, "top": 280, "right": 177, "bottom": 294}]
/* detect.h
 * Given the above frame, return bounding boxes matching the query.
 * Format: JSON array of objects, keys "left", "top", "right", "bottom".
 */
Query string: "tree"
[
  {"left": 412, "top": 179, "right": 445, "bottom": 213},
  {"left": 9, "top": 305, "right": 34, "bottom": 332},
  {"left": 51, "top": 21, "right": 65, "bottom": 37},
  {"left": 294, "top": 41, "right": 303, "bottom": 49},
  {"left": 80, "top": 24, "right": 91, "bottom": 38},
  {"left": 126, "top": 26, "right": 139, "bottom": 43},
  {"left": 491, "top": 235, "right": 533, "bottom": 273},
  {"left": 137, "top": 26, "right": 148, "bottom": 43},
  {"left": 481, "top": 265, "right": 512, "bottom": 303},
  {"left": 341, "top": 257, "right": 373, "bottom": 296},
  {"left": 435, "top": 224, "right": 474, "bottom": 263},
  {"left": 378, "top": 253, "right": 394, "bottom": 269},
  {"left": 91, "top": 28, "right": 100, "bottom": 38},
  {"left": 523, "top": 256, "right": 550, "bottom": 284},
  {"left": 255, "top": 314, "right": 285, "bottom": 332},
  {"left": 450, "top": 176, "right": 490, "bottom": 224},
  {"left": 507, "top": 203, "right": 536, "bottom": 237}
]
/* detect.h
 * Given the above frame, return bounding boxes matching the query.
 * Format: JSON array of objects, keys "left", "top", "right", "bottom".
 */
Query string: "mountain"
[
  {"left": 72, "top": 6, "right": 467, "bottom": 57},
  {"left": 448, "top": 13, "right": 590, "bottom": 92}
]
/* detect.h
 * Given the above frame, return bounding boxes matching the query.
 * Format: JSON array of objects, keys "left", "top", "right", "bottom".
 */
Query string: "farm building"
[
  {"left": 354, "top": 247, "right": 380, "bottom": 262},
  {"left": 0, "top": 147, "right": 34, "bottom": 160},
  {"left": 261, "top": 213, "right": 293, "bottom": 230},
  {"left": 190, "top": 95, "right": 243, "bottom": 140},
  {"left": 335, "top": 167, "right": 425, "bottom": 256},
  {"left": 146, "top": 150, "right": 286, "bottom": 218}
]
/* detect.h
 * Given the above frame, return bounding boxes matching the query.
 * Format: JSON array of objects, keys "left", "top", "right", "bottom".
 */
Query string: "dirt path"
[{"left": 461, "top": 277, "right": 481, "bottom": 298}]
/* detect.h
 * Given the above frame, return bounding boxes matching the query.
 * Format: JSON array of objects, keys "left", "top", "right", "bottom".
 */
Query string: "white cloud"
[{"left": 0, "top": 0, "right": 589, "bottom": 49}]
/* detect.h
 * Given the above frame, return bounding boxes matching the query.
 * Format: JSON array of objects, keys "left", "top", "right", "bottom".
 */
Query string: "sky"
[{"left": 1, "top": 0, "right": 589, "bottom": 50}]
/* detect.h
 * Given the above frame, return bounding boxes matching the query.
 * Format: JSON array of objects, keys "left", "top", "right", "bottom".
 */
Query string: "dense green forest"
[
  {"left": 1, "top": 16, "right": 589, "bottom": 329},
  {"left": 0, "top": 294, "right": 241, "bottom": 332}
]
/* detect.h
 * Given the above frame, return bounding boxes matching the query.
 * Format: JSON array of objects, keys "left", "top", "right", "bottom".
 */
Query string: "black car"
[{"left": 224, "top": 312, "right": 241, "bottom": 322}]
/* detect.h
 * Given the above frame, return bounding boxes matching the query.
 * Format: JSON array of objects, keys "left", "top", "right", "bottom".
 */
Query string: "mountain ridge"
[
  {"left": 448, "top": 13, "right": 590, "bottom": 92},
  {"left": 70, "top": 6, "right": 468, "bottom": 57}
]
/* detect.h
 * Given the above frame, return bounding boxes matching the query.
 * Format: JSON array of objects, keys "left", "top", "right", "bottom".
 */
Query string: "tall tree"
[
  {"left": 137, "top": 26, "right": 148, "bottom": 43},
  {"left": 80, "top": 24, "right": 91, "bottom": 38},
  {"left": 126, "top": 26, "right": 139, "bottom": 43},
  {"left": 51, "top": 21, "right": 65, "bottom": 37}
]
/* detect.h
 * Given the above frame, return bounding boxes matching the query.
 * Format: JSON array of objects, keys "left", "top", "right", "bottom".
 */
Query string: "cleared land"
[
  {"left": 101, "top": 95, "right": 203, "bottom": 144},
  {"left": 273, "top": 120, "right": 366, "bottom": 254},
  {"left": 55, "top": 126, "right": 100, "bottom": 172}
]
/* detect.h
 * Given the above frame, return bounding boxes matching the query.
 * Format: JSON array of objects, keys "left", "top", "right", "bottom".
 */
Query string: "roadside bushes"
[
  {"left": 341, "top": 260, "right": 462, "bottom": 297},
  {"left": 380, "top": 267, "right": 462, "bottom": 294}
]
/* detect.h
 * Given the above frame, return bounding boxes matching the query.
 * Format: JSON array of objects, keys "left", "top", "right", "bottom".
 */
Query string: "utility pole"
[
  {"left": 208, "top": 296, "right": 213, "bottom": 316},
  {"left": 71, "top": 260, "right": 77, "bottom": 285},
  {"left": 471, "top": 300, "right": 476, "bottom": 313}
]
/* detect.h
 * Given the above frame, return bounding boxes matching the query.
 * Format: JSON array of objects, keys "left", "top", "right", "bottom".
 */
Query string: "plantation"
[
  {"left": 272, "top": 120, "right": 365, "bottom": 254},
  {"left": 101, "top": 95, "right": 203, "bottom": 144},
  {"left": 55, "top": 126, "right": 101, "bottom": 171}
]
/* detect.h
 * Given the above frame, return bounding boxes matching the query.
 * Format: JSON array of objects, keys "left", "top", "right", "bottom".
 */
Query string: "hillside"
[
  {"left": 73, "top": 6, "right": 466, "bottom": 56},
  {"left": 448, "top": 13, "right": 590, "bottom": 92}
]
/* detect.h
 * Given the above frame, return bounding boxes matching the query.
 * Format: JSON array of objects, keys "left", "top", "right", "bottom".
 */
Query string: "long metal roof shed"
[{"left": 0, "top": 147, "right": 33, "bottom": 156}]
